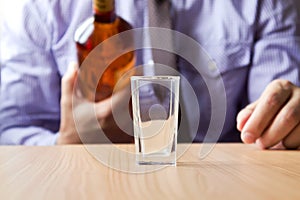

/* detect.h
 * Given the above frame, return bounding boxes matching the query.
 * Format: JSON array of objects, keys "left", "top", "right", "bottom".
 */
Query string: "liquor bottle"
[{"left": 74, "top": 0, "right": 135, "bottom": 102}]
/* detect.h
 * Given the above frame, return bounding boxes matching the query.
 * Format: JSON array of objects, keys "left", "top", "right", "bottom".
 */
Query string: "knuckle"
[
  {"left": 281, "top": 108, "right": 300, "bottom": 125},
  {"left": 244, "top": 104, "right": 255, "bottom": 112},
  {"left": 268, "top": 80, "right": 293, "bottom": 95},
  {"left": 270, "top": 79, "right": 281, "bottom": 85},
  {"left": 279, "top": 80, "right": 293, "bottom": 90},
  {"left": 271, "top": 79, "right": 292, "bottom": 88},
  {"left": 265, "top": 91, "right": 283, "bottom": 106}
]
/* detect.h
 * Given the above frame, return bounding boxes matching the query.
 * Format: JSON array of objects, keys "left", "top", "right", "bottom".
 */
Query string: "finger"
[
  {"left": 269, "top": 141, "right": 286, "bottom": 150},
  {"left": 283, "top": 123, "right": 300, "bottom": 149},
  {"left": 241, "top": 80, "right": 293, "bottom": 144},
  {"left": 61, "top": 62, "right": 79, "bottom": 98},
  {"left": 94, "top": 96, "right": 113, "bottom": 118},
  {"left": 256, "top": 87, "right": 300, "bottom": 149},
  {"left": 59, "top": 62, "right": 81, "bottom": 144},
  {"left": 236, "top": 101, "right": 258, "bottom": 131},
  {"left": 94, "top": 88, "right": 131, "bottom": 118}
]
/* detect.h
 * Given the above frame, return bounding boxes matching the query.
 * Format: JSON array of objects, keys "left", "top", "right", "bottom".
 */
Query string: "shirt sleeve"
[
  {"left": 248, "top": 0, "right": 300, "bottom": 102},
  {"left": 0, "top": 127, "right": 59, "bottom": 146},
  {"left": 0, "top": 1, "right": 61, "bottom": 145}
]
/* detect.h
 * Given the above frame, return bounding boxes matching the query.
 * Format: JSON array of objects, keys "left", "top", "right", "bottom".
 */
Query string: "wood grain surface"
[{"left": 0, "top": 144, "right": 300, "bottom": 200}]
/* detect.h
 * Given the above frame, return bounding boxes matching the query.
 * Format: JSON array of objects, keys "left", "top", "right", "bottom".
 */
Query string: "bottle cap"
[{"left": 94, "top": 0, "right": 114, "bottom": 13}]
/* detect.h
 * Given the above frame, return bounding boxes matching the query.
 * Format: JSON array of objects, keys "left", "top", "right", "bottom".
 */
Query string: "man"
[{"left": 1, "top": 0, "right": 300, "bottom": 149}]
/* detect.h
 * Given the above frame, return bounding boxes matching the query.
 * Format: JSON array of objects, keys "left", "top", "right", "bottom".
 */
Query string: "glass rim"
[{"left": 130, "top": 75, "right": 180, "bottom": 81}]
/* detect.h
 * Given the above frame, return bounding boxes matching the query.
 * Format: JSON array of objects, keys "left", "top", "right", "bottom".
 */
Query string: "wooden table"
[{"left": 0, "top": 144, "right": 300, "bottom": 200}]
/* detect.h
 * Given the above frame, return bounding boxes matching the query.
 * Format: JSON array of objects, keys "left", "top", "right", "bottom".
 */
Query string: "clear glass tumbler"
[{"left": 131, "top": 76, "right": 180, "bottom": 165}]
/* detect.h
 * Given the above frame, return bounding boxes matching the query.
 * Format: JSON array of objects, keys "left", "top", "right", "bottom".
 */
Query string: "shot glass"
[{"left": 131, "top": 76, "right": 180, "bottom": 166}]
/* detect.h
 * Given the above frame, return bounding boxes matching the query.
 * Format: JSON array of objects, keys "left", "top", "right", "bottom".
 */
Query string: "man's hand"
[
  {"left": 57, "top": 63, "right": 80, "bottom": 144},
  {"left": 57, "top": 63, "right": 133, "bottom": 144},
  {"left": 237, "top": 79, "right": 300, "bottom": 149}
]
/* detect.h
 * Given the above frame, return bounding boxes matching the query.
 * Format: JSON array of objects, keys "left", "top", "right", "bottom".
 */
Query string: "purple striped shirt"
[{"left": 0, "top": 0, "right": 300, "bottom": 145}]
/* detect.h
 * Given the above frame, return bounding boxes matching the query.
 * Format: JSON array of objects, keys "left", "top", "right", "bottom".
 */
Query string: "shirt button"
[{"left": 208, "top": 60, "right": 217, "bottom": 71}]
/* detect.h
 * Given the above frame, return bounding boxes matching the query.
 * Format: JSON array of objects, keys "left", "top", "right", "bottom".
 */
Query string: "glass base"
[{"left": 136, "top": 152, "right": 176, "bottom": 166}]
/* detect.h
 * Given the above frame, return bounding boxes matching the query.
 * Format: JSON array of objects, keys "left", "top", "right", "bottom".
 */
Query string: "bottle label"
[{"left": 94, "top": 0, "right": 114, "bottom": 13}]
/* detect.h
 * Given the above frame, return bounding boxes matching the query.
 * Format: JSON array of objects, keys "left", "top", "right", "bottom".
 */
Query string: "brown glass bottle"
[{"left": 75, "top": 0, "right": 135, "bottom": 102}]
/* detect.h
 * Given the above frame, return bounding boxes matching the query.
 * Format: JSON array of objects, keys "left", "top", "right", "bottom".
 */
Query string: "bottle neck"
[{"left": 93, "top": 0, "right": 116, "bottom": 23}]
